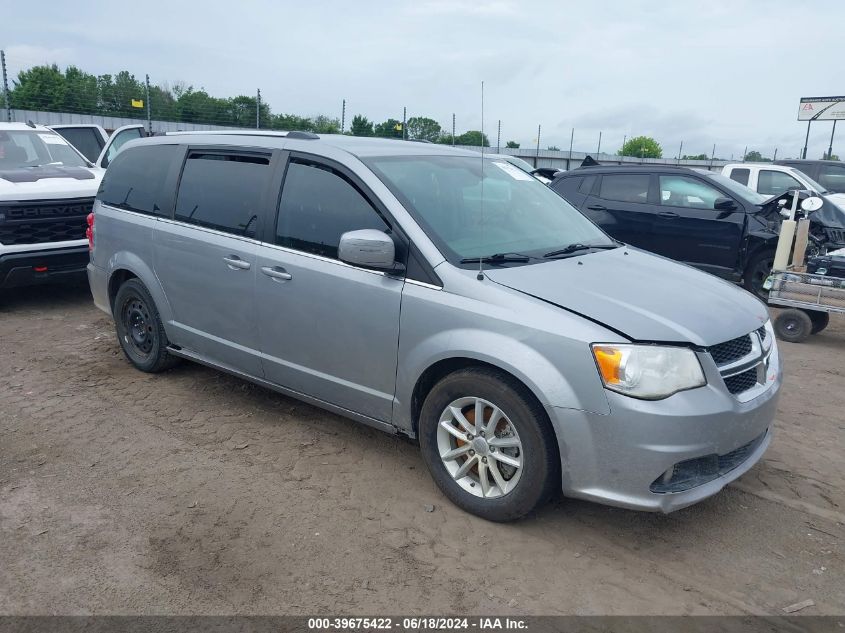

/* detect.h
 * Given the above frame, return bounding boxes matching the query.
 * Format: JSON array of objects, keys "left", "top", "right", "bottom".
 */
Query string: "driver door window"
[
  {"left": 758, "top": 170, "right": 802, "bottom": 196},
  {"left": 659, "top": 175, "right": 725, "bottom": 209},
  {"left": 275, "top": 159, "right": 390, "bottom": 259}
]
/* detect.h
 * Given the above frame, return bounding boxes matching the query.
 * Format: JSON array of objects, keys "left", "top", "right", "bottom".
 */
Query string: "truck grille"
[
  {"left": 823, "top": 227, "right": 845, "bottom": 247},
  {"left": 0, "top": 198, "right": 93, "bottom": 246}
]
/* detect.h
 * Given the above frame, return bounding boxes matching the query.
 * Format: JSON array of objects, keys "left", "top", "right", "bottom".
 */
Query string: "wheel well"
[
  {"left": 107, "top": 269, "right": 137, "bottom": 311},
  {"left": 410, "top": 358, "right": 548, "bottom": 437}
]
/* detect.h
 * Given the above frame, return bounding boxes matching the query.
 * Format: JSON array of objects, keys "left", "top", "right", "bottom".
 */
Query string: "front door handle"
[
  {"left": 658, "top": 211, "right": 679, "bottom": 218},
  {"left": 223, "top": 255, "right": 251, "bottom": 270},
  {"left": 261, "top": 266, "right": 292, "bottom": 281},
  {"left": 587, "top": 204, "right": 607, "bottom": 211}
]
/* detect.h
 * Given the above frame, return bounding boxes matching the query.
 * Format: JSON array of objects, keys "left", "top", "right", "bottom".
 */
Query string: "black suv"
[
  {"left": 549, "top": 165, "right": 781, "bottom": 296},
  {"left": 774, "top": 159, "right": 845, "bottom": 194}
]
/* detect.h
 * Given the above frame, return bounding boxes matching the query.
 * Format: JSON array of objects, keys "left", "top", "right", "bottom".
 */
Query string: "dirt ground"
[{"left": 0, "top": 279, "right": 843, "bottom": 616}]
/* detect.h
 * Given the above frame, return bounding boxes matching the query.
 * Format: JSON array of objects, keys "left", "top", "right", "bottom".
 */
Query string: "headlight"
[{"left": 591, "top": 343, "right": 706, "bottom": 400}]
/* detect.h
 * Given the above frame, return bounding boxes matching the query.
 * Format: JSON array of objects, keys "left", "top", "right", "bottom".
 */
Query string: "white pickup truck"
[
  {"left": 0, "top": 123, "right": 144, "bottom": 289},
  {"left": 722, "top": 162, "right": 845, "bottom": 209}
]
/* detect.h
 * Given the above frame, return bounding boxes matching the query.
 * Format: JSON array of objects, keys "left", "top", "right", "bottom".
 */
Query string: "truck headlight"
[{"left": 591, "top": 344, "right": 706, "bottom": 400}]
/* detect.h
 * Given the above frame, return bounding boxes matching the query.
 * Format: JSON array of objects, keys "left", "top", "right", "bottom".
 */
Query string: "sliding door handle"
[
  {"left": 223, "top": 255, "right": 251, "bottom": 270},
  {"left": 261, "top": 266, "right": 292, "bottom": 281}
]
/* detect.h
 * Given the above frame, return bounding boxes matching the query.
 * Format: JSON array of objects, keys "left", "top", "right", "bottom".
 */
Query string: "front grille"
[
  {"left": 650, "top": 430, "right": 767, "bottom": 493},
  {"left": 724, "top": 368, "right": 758, "bottom": 394},
  {"left": 707, "top": 334, "right": 752, "bottom": 366},
  {"left": 0, "top": 198, "right": 93, "bottom": 246},
  {"left": 823, "top": 227, "right": 845, "bottom": 247}
]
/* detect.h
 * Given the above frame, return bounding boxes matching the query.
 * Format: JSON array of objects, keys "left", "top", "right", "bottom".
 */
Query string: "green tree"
[
  {"left": 455, "top": 130, "right": 490, "bottom": 147},
  {"left": 62, "top": 66, "right": 98, "bottom": 113},
  {"left": 406, "top": 116, "right": 441, "bottom": 142},
  {"left": 547, "top": 145, "right": 560, "bottom": 151},
  {"left": 619, "top": 136, "right": 662, "bottom": 158},
  {"left": 681, "top": 153, "right": 708, "bottom": 160},
  {"left": 374, "top": 118, "right": 404, "bottom": 138},
  {"left": 175, "top": 89, "right": 229, "bottom": 125},
  {"left": 829, "top": 154, "right": 840, "bottom": 161},
  {"left": 311, "top": 115, "right": 341, "bottom": 134},
  {"left": 98, "top": 71, "right": 146, "bottom": 117},
  {"left": 505, "top": 141, "right": 520, "bottom": 148},
  {"left": 11, "top": 64, "right": 67, "bottom": 111},
  {"left": 436, "top": 132, "right": 455, "bottom": 145},
  {"left": 273, "top": 113, "right": 314, "bottom": 131},
  {"left": 350, "top": 114, "right": 374, "bottom": 136},
  {"left": 743, "top": 150, "right": 771, "bottom": 162}
]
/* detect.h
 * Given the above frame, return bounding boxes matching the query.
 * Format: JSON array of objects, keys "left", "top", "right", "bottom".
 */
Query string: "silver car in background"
[{"left": 87, "top": 132, "right": 781, "bottom": 521}]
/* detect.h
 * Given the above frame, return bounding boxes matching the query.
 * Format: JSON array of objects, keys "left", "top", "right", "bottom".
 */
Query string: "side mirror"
[
  {"left": 714, "top": 197, "right": 737, "bottom": 211},
  {"left": 801, "top": 196, "right": 824, "bottom": 212},
  {"left": 338, "top": 229, "right": 396, "bottom": 269}
]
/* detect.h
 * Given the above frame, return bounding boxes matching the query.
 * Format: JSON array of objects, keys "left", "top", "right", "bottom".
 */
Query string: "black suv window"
[
  {"left": 818, "top": 164, "right": 845, "bottom": 192},
  {"left": 598, "top": 174, "right": 650, "bottom": 203},
  {"left": 659, "top": 175, "right": 726, "bottom": 209},
  {"left": 276, "top": 159, "right": 389, "bottom": 259},
  {"left": 98, "top": 145, "right": 179, "bottom": 217},
  {"left": 175, "top": 152, "right": 270, "bottom": 237}
]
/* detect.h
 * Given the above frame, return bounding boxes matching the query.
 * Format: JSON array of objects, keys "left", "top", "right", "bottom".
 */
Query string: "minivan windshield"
[
  {"left": 695, "top": 170, "right": 769, "bottom": 205},
  {"left": 366, "top": 155, "right": 616, "bottom": 265},
  {"left": 0, "top": 129, "right": 89, "bottom": 169}
]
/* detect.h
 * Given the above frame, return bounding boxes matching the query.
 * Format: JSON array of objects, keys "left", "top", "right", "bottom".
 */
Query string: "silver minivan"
[{"left": 87, "top": 132, "right": 782, "bottom": 521}]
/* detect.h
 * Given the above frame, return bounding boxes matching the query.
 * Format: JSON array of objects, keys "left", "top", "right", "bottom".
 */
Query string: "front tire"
[
  {"left": 113, "top": 278, "right": 178, "bottom": 373},
  {"left": 743, "top": 249, "right": 775, "bottom": 300},
  {"left": 418, "top": 367, "right": 559, "bottom": 522}
]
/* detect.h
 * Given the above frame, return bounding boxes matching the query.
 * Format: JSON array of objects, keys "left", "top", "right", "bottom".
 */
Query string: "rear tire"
[
  {"left": 808, "top": 310, "right": 830, "bottom": 334},
  {"left": 774, "top": 309, "right": 813, "bottom": 343},
  {"left": 743, "top": 249, "right": 775, "bottom": 300},
  {"left": 418, "top": 367, "right": 559, "bottom": 522},
  {"left": 113, "top": 278, "right": 178, "bottom": 373}
]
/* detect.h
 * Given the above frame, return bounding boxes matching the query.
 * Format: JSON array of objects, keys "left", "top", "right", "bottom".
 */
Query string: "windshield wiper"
[
  {"left": 543, "top": 243, "right": 619, "bottom": 258},
  {"left": 460, "top": 252, "right": 534, "bottom": 264}
]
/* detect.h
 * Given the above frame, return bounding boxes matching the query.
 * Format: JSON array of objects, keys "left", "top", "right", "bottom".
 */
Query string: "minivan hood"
[
  {"left": 484, "top": 247, "right": 768, "bottom": 347},
  {"left": 0, "top": 166, "right": 103, "bottom": 201}
]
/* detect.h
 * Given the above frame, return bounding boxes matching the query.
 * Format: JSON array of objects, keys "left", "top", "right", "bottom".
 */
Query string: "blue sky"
[{"left": 4, "top": 0, "right": 844, "bottom": 158}]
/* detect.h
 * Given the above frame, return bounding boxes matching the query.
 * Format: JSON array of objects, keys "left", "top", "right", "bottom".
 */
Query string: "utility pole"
[
  {"left": 497, "top": 119, "right": 501, "bottom": 153},
  {"left": 742, "top": 145, "right": 747, "bottom": 162},
  {"left": 621, "top": 135, "right": 626, "bottom": 156},
  {"left": 1, "top": 50, "right": 12, "bottom": 123},
  {"left": 145, "top": 74, "right": 152, "bottom": 135},
  {"left": 568, "top": 128, "right": 574, "bottom": 164},
  {"left": 709, "top": 144, "right": 716, "bottom": 169},
  {"left": 596, "top": 131, "right": 602, "bottom": 155},
  {"left": 773, "top": 147, "right": 778, "bottom": 161},
  {"left": 536, "top": 124, "right": 541, "bottom": 164},
  {"left": 341, "top": 99, "right": 346, "bottom": 134},
  {"left": 802, "top": 120, "right": 812, "bottom": 159},
  {"left": 677, "top": 140, "right": 683, "bottom": 164},
  {"left": 828, "top": 120, "right": 837, "bottom": 159},
  {"left": 402, "top": 106, "right": 406, "bottom": 140},
  {"left": 256, "top": 88, "right": 261, "bottom": 129},
  {"left": 452, "top": 113, "right": 455, "bottom": 146}
]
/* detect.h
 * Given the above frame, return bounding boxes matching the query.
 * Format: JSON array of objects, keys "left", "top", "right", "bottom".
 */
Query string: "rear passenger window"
[
  {"left": 175, "top": 152, "right": 270, "bottom": 237},
  {"left": 598, "top": 174, "right": 650, "bottom": 203},
  {"left": 579, "top": 175, "right": 597, "bottom": 194},
  {"left": 729, "top": 168, "right": 750, "bottom": 186},
  {"left": 275, "top": 159, "right": 389, "bottom": 259},
  {"left": 98, "top": 145, "right": 179, "bottom": 217}
]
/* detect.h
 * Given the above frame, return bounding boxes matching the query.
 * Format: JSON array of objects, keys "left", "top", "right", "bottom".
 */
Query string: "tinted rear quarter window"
[
  {"left": 599, "top": 174, "right": 650, "bottom": 203},
  {"left": 276, "top": 159, "right": 389, "bottom": 259},
  {"left": 729, "top": 168, "right": 750, "bottom": 186},
  {"left": 175, "top": 152, "right": 270, "bottom": 237},
  {"left": 53, "top": 128, "right": 104, "bottom": 163},
  {"left": 98, "top": 145, "right": 180, "bottom": 216}
]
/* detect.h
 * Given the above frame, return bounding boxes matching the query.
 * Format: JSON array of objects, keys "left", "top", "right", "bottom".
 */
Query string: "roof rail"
[{"left": 165, "top": 129, "right": 318, "bottom": 139}]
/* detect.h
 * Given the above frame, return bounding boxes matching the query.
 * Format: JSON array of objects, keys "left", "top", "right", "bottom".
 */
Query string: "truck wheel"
[
  {"left": 808, "top": 310, "right": 830, "bottom": 334},
  {"left": 418, "top": 367, "right": 559, "bottom": 522},
  {"left": 774, "top": 309, "right": 812, "bottom": 343},
  {"left": 743, "top": 250, "right": 775, "bottom": 300},
  {"left": 113, "top": 278, "right": 179, "bottom": 373}
]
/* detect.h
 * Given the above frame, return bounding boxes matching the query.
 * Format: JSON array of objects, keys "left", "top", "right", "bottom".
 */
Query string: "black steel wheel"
[
  {"left": 113, "top": 278, "right": 178, "bottom": 373},
  {"left": 743, "top": 250, "right": 775, "bottom": 301}
]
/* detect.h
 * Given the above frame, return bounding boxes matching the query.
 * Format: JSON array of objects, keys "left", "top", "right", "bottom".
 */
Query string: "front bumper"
[
  {"left": 0, "top": 246, "right": 90, "bottom": 289},
  {"left": 548, "top": 347, "right": 782, "bottom": 513}
]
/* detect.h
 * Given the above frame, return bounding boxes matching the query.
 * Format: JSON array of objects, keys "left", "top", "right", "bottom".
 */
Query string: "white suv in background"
[{"left": 0, "top": 122, "right": 142, "bottom": 290}]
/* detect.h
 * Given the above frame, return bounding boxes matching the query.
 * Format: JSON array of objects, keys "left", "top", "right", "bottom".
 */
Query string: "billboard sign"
[{"left": 798, "top": 96, "right": 845, "bottom": 121}]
